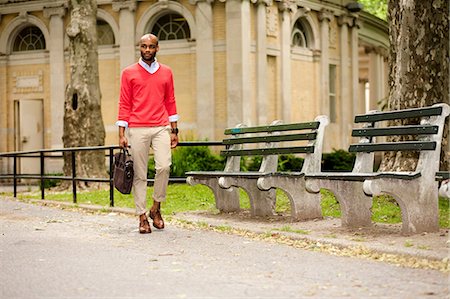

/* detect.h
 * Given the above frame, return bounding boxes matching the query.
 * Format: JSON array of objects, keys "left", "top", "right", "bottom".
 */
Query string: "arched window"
[
  {"left": 13, "top": 26, "right": 46, "bottom": 52},
  {"left": 291, "top": 19, "right": 310, "bottom": 48},
  {"left": 97, "top": 19, "right": 115, "bottom": 45},
  {"left": 151, "top": 13, "right": 191, "bottom": 41}
]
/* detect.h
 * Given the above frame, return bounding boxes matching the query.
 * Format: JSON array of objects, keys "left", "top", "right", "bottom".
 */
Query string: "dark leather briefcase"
[{"left": 113, "top": 148, "right": 134, "bottom": 194}]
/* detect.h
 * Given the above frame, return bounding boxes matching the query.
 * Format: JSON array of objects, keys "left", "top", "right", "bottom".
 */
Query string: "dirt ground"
[{"left": 174, "top": 210, "right": 450, "bottom": 262}]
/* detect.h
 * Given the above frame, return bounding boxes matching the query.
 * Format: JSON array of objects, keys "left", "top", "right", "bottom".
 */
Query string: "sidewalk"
[
  {"left": 2, "top": 196, "right": 448, "bottom": 298},
  {"left": 10, "top": 195, "right": 450, "bottom": 265}
]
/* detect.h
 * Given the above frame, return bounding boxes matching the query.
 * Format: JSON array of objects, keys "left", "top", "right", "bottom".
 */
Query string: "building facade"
[{"left": 0, "top": 0, "right": 389, "bottom": 174}]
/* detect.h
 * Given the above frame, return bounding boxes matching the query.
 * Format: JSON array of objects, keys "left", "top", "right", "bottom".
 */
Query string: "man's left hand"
[{"left": 170, "top": 134, "right": 178, "bottom": 148}]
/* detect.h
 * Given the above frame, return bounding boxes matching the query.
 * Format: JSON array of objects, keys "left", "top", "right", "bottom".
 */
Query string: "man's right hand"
[
  {"left": 119, "top": 126, "right": 128, "bottom": 148},
  {"left": 119, "top": 136, "right": 128, "bottom": 148}
]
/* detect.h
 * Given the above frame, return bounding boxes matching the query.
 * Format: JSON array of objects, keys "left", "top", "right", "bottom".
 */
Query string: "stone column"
[
  {"left": 226, "top": 0, "right": 252, "bottom": 126},
  {"left": 383, "top": 55, "right": 389, "bottom": 101},
  {"left": 113, "top": 0, "right": 137, "bottom": 71},
  {"left": 319, "top": 9, "right": 333, "bottom": 117},
  {"left": 256, "top": 0, "right": 270, "bottom": 125},
  {"left": 0, "top": 55, "right": 7, "bottom": 173},
  {"left": 366, "top": 46, "right": 383, "bottom": 110},
  {"left": 279, "top": 3, "right": 292, "bottom": 123},
  {"left": 359, "top": 78, "right": 368, "bottom": 112},
  {"left": 44, "top": 5, "right": 66, "bottom": 149},
  {"left": 190, "top": 0, "right": 215, "bottom": 139},
  {"left": 351, "top": 18, "right": 362, "bottom": 115},
  {"left": 338, "top": 14, "right": 352, "bottom": 147}
]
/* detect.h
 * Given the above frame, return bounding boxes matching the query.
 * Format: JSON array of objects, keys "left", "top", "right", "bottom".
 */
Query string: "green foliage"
[
  {"left": 438, "top": 197, "right": 449, "bottom": 228},
  {"left": 322, "top": 149, "right": 356, "bottom": 171},
  {"left": 40, "top": 174, "right": 63, "bottom": 189},
  {"left": 239, "top": 154, "right": 304, "bottom": 172},
  {"left": 171, "top": 146, "right": 225, "bottom": 177},
  {"left": 358, "top": 0, "right": 388, "bottom": 20},
  {"left": 147, "top": 146, "right": 225, "bottom": 178},
  {"left": 241, "top": 156, "right": 262, "bottom": 171},
  {"left": 278, "top": 155, "right": 304, "bottom": 172}
]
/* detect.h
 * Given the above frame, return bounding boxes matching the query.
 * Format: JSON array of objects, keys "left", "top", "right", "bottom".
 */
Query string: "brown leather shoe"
[
  {"left": 149, "top": 209, "right": 164, "bottom": 229},
  {"left": 139, "top": 214, "right": 151, "bottom": 234}
]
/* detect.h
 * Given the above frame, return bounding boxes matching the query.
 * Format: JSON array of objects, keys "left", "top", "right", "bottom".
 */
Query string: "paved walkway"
[{"left": 0, "top": 196, "right": 448, "bottom": 298}]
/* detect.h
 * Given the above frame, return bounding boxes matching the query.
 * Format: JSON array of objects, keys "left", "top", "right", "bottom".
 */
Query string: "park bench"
[
  {"left": 296, "top": 103, "right": 449, "bottom": 234},
  {"left": 436, "top": 171, "right": 450, "bottom": 198},
  {"left": 186, "top": 116, "right": 329, "bottom": 219}
]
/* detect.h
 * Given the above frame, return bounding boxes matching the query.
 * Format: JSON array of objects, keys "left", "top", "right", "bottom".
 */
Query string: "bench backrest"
[
  {"left": 349, "top": 103, "right": 450, "bottom": 175},
  {"left": 221, "top": 115, "right": 329, "bottom": 173}
]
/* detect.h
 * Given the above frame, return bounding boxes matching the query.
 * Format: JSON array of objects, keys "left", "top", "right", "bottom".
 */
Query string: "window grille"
[
  {"left": 291, "top": 20, "right": 309, "bottom": 48},
  {"left": 13, "top": 26, "right": 46, "bottom": 52},
  {"left": 97, "top": 20, "right": 115, "bottom": 45},
  {"left": 151, "top": 13, "right": 190, "bottom": 40}
]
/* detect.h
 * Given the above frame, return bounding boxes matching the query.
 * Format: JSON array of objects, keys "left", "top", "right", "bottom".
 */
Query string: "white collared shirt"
[{"left": 138, "top": 57, "right": 160, "bottom": 74}]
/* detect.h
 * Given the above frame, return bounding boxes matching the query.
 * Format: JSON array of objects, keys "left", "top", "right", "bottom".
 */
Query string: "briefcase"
[{"left": 113, "top": 148, "right": 134, "bottom": 194}]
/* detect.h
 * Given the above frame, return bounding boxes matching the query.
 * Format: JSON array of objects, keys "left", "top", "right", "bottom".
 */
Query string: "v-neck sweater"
[{"left": 118, "top": 62, "right": 177, "bottom": 127}]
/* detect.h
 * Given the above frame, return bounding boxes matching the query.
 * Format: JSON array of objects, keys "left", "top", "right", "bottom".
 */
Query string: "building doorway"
[{"left": 14, "top": 99, "right": 44, "bottom": 175}]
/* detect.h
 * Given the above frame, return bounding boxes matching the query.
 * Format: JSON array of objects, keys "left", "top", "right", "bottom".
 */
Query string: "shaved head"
[{"left": 140, "top": 34, "right": 158, "bottom": 46}]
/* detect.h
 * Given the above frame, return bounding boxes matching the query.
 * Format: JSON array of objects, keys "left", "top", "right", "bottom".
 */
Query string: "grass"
[{"left": 3, "top": 183, "right": 449, "bottom": 228}]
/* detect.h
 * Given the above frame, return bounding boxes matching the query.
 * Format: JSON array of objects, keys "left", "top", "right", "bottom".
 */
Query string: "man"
[{"left": 116, "top": 34, "right": 179, "bottom": 234}]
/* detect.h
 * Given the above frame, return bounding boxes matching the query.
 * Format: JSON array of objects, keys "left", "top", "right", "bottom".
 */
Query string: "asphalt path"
[{"left": 0, "top": 198, "right": 448, "bottom": 298}]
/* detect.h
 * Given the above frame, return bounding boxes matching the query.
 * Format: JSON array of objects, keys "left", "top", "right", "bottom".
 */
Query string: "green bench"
[
  {"left": 186, "top": 116, "right": 329, "bottom": 218},
  {"left": 298, "top": 103, "right": 449, "bottom": 234}
]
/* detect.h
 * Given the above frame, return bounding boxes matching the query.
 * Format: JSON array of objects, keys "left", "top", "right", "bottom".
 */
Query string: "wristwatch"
[{"left": 171, "top": 127, "right": 179, "bottom": 135}]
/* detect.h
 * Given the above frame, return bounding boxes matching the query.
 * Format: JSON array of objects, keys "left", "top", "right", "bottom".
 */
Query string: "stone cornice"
[
  {"left": 43, "top": 5, "right": 66, "bottom": 19},
  {"left": 276, "top": 0, "right": 295, "bottom": 13},
  {"left": 0, "top": 0, "right": 67, "bottom": 15},
  {"left": 318, "top": 8, "right": 333, "bottom": 23},
  {"left": 292, "top": 6, "right": 310, "bottom": 16},
  {"left": 112, "top": 0, "right": 137, "bottom": 12},
  {"left": 338, "top": 14, "right": 353, "bottom": 27},
  {"left": 364, "top": 45, "right": 388, "bottom": 57},
  {"left": 188, "top": 0, "right": 214, "bottom": 5},
  {"left": 353, "top": 17, "right": 362, "bottom": 29}
]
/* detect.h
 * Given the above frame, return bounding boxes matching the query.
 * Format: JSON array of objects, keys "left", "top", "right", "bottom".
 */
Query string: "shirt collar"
[{"left": 138, "top": 57, "right": 160, "bottom": 74}]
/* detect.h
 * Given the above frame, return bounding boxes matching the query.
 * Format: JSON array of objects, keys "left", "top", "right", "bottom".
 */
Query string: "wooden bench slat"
[
  {"left": 352, "top": 125, "right": 438, "bottom": 137},
  {"left": 349, "top": 141, "right": 436, "bottom": 152},
  {"left": 223, "top": 132, "right": 318, "bottom": 145},
  {"left": 224, "top": 122, "right": 319, "bottom": 135},
  {"left": 354, "top": 106, "right": 443, "bottom": 123},
  {"left": 221, "top": 146, "right": 315, "bottom": 157},
  {"left": 436, "top": 171, "right": 450, "bottom": 180}
]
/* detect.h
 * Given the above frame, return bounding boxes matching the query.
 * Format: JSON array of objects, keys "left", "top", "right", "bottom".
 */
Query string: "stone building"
[{"left": 0, "top": 0, "right": 388, "bottom": 174}]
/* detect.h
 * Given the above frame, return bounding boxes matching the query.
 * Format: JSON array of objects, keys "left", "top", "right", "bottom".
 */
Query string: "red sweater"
[{"left": 118, "top": 63, "right": 177, "bottom": 127}]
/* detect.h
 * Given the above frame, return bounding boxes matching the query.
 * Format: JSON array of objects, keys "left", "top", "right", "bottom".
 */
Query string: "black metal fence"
[{"left": 0, "top": 142, "right": 222, "bottom": 207}]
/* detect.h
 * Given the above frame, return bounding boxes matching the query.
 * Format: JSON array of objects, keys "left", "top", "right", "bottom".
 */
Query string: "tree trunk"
[
  {"left": 62, "top": 0, "right": 106, "bottom": 187},
  {"left": 381, "top": 0, "right": 449, "bottom": 171}
]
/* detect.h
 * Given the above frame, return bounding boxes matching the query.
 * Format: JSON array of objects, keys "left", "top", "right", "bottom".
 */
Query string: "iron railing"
[{"left": 0, "top": 141, "right": 223, "bottom": 207}]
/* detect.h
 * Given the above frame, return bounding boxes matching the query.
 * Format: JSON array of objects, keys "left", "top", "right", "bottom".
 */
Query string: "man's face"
[{"left": 140, "top": 37, "right": 159, "bottom": 62}]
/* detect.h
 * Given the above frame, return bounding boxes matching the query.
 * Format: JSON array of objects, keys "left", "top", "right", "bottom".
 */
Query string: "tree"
[
  {"left": 358, "top": 0, "right": 388, "bottom": 20},
  {"left": 62, "top": 0, "right": 107, "bottom": 186},
  {"left": 380, "top": 0, "right": 449, "bottom": 171}
]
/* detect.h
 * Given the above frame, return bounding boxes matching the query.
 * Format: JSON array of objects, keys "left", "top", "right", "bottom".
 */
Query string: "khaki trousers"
[{"left": 128, "top": 126, "right": 171, "bottom": 215}]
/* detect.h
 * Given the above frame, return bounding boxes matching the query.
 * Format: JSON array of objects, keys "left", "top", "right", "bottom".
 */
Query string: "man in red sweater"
[{"left": 117, "top": 34, "right": 179, "bottom": 234}]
